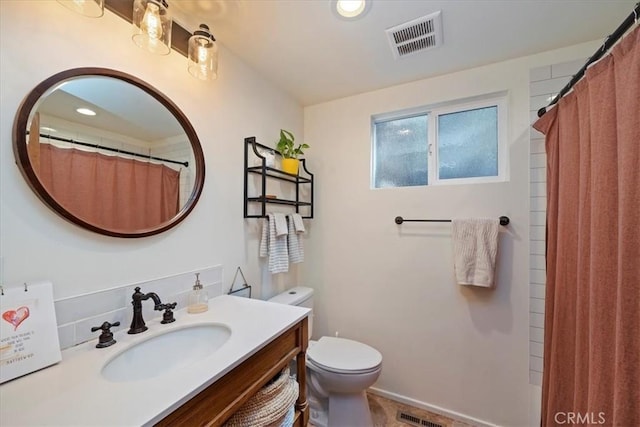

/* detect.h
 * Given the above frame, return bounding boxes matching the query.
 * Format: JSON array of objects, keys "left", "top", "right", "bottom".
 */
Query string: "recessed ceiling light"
[
  {"left": 76, "top": 107, "right": 96, "bottom": 116},
  {"left": 333, "top": 0, "right": 371, "bottom": 20},
  {"left": 40, "top": 126, "right": 57, "bottom": 133}
]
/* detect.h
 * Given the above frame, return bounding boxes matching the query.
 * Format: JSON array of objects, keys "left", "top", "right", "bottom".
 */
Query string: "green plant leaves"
[{"left": 276, "top": 129, "right": 310, "bottom": 159}]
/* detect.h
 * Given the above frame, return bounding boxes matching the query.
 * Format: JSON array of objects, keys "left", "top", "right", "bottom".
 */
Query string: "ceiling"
[
  {"left": 170, "top": 0, "right": 637, "bottom": 106},
  {"left": 38, "top": 78, "right": 184, "bottom": 141}
]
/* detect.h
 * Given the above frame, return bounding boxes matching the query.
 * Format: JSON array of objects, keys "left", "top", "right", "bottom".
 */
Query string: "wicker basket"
[{"left": 224, "top": 367, "right": 299, "bottom": 427}]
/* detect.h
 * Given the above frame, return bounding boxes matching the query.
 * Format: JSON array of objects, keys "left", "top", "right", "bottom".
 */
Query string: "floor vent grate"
[
  {"left": 385, "top": 10, "right": 443, "bottom": 59},
  {"left": 396, "top": 409, "right": 444, "bottom": 427}
]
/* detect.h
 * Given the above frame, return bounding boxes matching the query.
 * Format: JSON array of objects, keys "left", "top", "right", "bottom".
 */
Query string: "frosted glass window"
[
  {"left": 372, "top": 94, "right": 505, "bottom": 188},
  {"left": 373, "top": 115, "right": 428, "bottom": 188},
  {"left": 437, "top": 106, "right": 498, "bottom": 180}
]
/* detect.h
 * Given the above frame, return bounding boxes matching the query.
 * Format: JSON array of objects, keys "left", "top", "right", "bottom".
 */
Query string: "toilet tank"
[{"left": 268, "top": 286, "right": 314, "bottom": 336}]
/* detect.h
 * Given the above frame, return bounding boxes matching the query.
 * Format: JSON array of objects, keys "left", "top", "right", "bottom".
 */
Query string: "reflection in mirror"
[{"left": 13, "top": 68, "right": 205, "bottom": 238}]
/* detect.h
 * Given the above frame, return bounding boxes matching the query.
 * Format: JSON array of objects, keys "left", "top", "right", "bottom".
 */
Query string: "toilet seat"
[
  {"left": 307, "top": 358, "right": 381, "bottom": 375},
  {"left": 307, "top": 337, "right": 382, "bottom": 374}
]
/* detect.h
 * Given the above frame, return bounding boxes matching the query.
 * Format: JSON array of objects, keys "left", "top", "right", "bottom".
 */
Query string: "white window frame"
[{"left": 371, "top": 91, "right": 508, "bottom": 188}]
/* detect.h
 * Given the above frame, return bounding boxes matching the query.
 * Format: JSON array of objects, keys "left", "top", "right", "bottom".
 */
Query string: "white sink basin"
[{"left": 101, "top": 323, "right": 231, "bottom": 382}]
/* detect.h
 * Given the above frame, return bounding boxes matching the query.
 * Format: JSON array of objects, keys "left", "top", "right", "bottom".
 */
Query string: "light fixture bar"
[{"left": 104, "top": 0, "right": 190, "bottom": 57}]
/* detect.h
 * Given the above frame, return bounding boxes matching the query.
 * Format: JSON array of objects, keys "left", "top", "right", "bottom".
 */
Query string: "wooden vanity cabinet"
[{"left": 156, "top": 316, "right": 309, "bottom": 427}]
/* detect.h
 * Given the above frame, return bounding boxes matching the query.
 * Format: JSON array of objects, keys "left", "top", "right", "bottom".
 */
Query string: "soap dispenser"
[{"left": 187, "top": 273, "right": 208, "bottom": 314}]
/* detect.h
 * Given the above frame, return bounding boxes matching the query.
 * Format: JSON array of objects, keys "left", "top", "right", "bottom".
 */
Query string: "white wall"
[
  {"left": 304, "top": 41, "right": 600, "bottom": 426},
  {"left": 0, "top": 1, "right": 303, "bottom": 300}
]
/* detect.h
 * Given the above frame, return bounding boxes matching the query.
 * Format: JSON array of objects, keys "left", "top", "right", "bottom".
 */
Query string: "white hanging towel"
[
  {"left": 259, "top": 216, "right": 269, "bottom": 258},
  {"left": 291, "top": 213, "right": 305, "bottom": 233},
  {"left": 451, "top": 218, "right": 500, "bottom": 287},
  {"left": 274, "top": 212, "right": 288, "bottom": 237},
  {"left": 259, "top": 213, "right": 289, "bottom": 273},
  {"left": 287, "top": 214, "right": 305, "bottom": 264}
]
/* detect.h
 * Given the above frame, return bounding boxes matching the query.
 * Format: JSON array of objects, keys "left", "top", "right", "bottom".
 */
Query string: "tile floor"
[{"left": 309, "top": 392, "right": 476, "bottom": 427}]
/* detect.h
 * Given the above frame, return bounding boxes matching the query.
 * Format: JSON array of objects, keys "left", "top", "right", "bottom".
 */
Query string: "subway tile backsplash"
[
  {"left": 54, "top": 265, "right": 224, "bottom": 350},
  {"left": 529, "top": 58, "right": 584, "bottom": 384}
]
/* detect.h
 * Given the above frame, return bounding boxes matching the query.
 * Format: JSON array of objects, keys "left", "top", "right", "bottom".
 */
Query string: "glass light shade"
[
  {"left": 132, "top": 0, "right": 172, "bottom": 55},
  {"left": 188, "top": 24, "right": 218, "bottom": 81},
  {"left": 57, "top": 0, "right": 104, "bottom": 18}
]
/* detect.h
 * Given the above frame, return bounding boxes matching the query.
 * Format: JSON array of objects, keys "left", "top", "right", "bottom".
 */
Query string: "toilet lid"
[{"left": 307, "top": 337, "right": 382, "bottom": 373}]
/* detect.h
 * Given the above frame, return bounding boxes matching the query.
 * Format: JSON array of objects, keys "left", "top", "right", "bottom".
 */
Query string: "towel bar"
[{"left": 395, "top": 216, "right": 510, "bottom": 226}]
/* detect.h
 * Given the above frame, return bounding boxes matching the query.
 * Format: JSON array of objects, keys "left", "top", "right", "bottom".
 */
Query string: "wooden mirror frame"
[{"left": 12, "top": 67, "right": 205, "bottom": 238}]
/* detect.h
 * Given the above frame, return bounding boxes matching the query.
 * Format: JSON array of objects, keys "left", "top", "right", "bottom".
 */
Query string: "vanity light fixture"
[
  {"left": 132, "top": 0, "right": 172, "bottom": 55},
  {"left": 333, "top": 0, "right": 371, "bottom": 20},
  {"left": 188, "top": 24, "right": 218, "bottom": 81},
  {"left": 57, "top": 0, "right": 217, "bottom": 81},
  {"left": 57, "top": 0, "right": 104, "bottom": 18}
]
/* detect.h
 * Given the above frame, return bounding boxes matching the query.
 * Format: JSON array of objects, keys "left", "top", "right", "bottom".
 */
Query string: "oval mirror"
[{"left": 12, "top": 68, "right": 205, "bottom": 238}]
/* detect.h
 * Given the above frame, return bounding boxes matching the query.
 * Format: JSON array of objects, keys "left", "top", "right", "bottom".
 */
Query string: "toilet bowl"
[{"left": 268, "top": 287, "right": 382, "bottom": 427}]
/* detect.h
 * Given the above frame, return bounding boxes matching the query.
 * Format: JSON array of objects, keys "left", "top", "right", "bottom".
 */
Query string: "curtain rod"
[
  {"left": 36, "top": 133, "right": 189, "bottom": 167},
  {"left": 395, "top": 216, "right": 510, "bottom": 226},
  {"left": 538, "top": 3, "right": 639, "bottom": 118}
]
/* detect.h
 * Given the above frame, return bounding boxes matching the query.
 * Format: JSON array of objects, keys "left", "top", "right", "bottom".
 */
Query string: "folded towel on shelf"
[
  {"left": 287, "top": 214, "right": 305, "bottom": 264},
  {"left": 259, "top": 213, "right": 289, "bottom": 273},
  {"left": 451, "top": 218, "right": 500, "bottom": 287}
]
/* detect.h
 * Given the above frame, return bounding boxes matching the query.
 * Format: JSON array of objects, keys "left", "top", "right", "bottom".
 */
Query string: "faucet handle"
[
  {"left": 90, "top": 321, "right": 121, "bottom": 348},
  {"left": 156, "top": 302, "right": 177, "bottom": 324}
]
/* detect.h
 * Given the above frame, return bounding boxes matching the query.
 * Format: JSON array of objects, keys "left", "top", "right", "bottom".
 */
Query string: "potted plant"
[{"left": 276, "top": 129, "right": 310, "bottom": 175}]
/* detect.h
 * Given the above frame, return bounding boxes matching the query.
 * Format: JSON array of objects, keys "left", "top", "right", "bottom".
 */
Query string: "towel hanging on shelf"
[
  {"left": 273, "top": 213, "right": 288, "bottom": 237},
  {"left": 287, "top": 214, "right": 305, "bottom": 264},
  {"left": 291, "top": 213, "right": 305, "bottom": 233},
  {"left": 259, "top": 213, "right": 289, "bottom": 273}
]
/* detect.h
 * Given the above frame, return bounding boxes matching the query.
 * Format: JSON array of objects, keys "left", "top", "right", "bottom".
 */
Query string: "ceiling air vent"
[{"left": 386, "top": 10, "right": 443, "bottom": 59}]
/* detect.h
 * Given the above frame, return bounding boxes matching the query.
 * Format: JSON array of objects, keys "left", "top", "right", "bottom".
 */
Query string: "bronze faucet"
[
  {"left": 128, "top": 287, "right": 163, "bottom": 334},
  {"left": 91, "top": 321, "right": 120, "bottom": 348}
]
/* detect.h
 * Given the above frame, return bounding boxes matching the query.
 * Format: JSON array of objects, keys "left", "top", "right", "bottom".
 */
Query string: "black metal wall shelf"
[
  {"left": 246, "top": 166, "right": 313, "bottom": 184},
  {"left": 244, "top": 137, "right": 314, "bottom": 219},
  {"left": 246, "top": 197, "right": 313, "bottom": 207}
]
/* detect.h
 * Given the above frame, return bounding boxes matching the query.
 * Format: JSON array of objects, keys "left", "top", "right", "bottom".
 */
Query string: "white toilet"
[{"left": 268, "top": 287, "right": 382, "bottom": 427}]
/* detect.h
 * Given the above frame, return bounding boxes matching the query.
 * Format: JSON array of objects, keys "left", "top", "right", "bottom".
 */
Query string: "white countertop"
[{"left": 0, "top": 295, "right": 310, "bottom": 426}]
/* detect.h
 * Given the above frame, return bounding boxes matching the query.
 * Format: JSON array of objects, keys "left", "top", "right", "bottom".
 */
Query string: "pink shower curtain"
[
  {"left": 38, "top": 144, "right": 180, "bottom": 231},
  {"left": 533, "top": 26, "right": 639, "bottom": 426}
]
